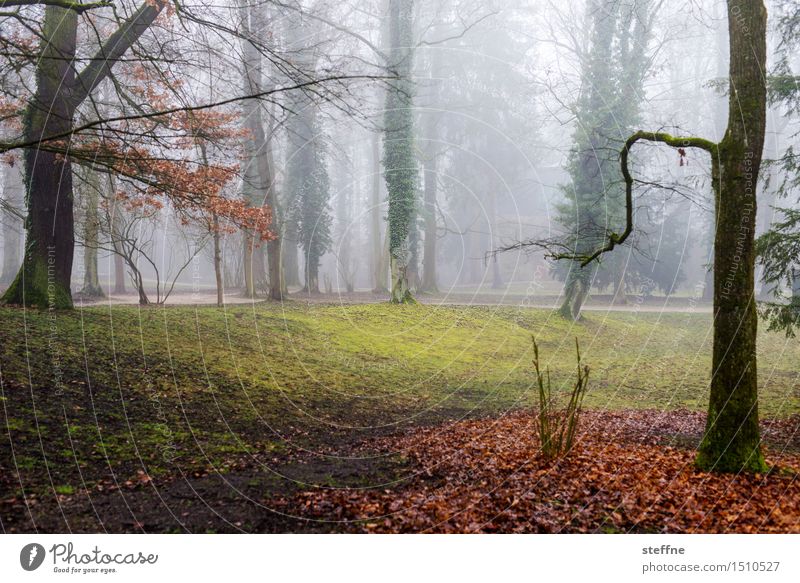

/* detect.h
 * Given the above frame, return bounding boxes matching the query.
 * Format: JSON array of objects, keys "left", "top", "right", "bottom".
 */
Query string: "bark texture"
[
  {"left": 696, "top": 0, "right": 767, "bottom": 473},
  {"left": 1, "top": 1, "right": 163, "bottom": 309}
]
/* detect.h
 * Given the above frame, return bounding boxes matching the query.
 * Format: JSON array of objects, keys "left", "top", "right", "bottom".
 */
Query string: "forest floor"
[{"left": 0, "top": 302, "right": 797, "bottom": 532}]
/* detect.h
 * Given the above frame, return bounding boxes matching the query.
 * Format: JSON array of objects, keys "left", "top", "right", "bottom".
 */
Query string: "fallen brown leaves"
[{"left": 290, "top": 410, "right": 800, "bottom": 533}]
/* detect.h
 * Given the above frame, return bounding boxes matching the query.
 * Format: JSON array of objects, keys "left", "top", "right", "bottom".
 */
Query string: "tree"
[
  {"left": 370, "top": 129, "right": 389, "bottom": 293},
  {"left": 753, "top": 0, "right": 800, "bottom": 334},
  {"left": 96, "top": 194, "right": 207, "bottom": 305},
  {"left": 633, "top": 205, "right": 690, "bottom": 297},
  {"left": 286, "top": 110, "right": 331, "bottom": 294},
  {"left": 1, "top": 162, "right": 23, "bottom": 284},
  {"left": 383, "top": 0, "right": 418, "bottom": 304},
  {"left": 555, "top": 0, "right": 660, "bottom": 320},
  {"left": 283, "top": 9, "right": 332, "bottom": 296},
  {"left": 418, "top": 47, "right": 442, "bottom": 294},
  {"left": 553, "top": 0, "right": 768, "bottom": 473},
  {"left": 77, "top": 168, "right": 104, "bottom": 298},
  {"left": 238, "top": 0, "right": 284, "bottom": 300},
  {"left": 0, "top": 1, "right": 365, "bottom": 308},
  {"left": 1, "top": 1, "right": 165, "bottom": 309}
]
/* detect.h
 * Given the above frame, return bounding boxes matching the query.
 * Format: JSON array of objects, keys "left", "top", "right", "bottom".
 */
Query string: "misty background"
[{"left": 0, "top": 0, "right": 796, "bottom": 309}]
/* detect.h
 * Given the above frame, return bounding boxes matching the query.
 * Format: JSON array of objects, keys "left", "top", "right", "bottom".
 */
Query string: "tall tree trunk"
[
  {"left": 613, "top": 0, "right": 767, "bottom": 473},
  {"left": 283, "top": 233, "right": 300, "bottom": 288},
  {"left": 238, "top": 0, "right": 275, "bottom": 299},
  {"left": 109, "top": 177, "right": 127, "bottom": 295},
  {"left": 3, "top": 7, "right": 78, "bottom": 308},
  {"left": 243, "top": 239, "right": 256, "bottom": 297},
  {"left": 213, "top": 214, "right": 224, "bottom": 307},
  {"left": 420, "top": 146, "right": 438, "bottom": 293},
  {"left": 264, "top": 128, "right": 285, "bottom": 300},
  {"left": 384, "top": 0, "right": 418, "bottom": 304},
  {"left": 488, "top": 188, "right": 503, "bottom": 290},
  {"left": 335, "top": 142, "right": 355, "bottom": 293},
  {"left": 419, "top": 38, "right": 441, "bottom": 294},
  {"left": 80, "top": 170, "right": 104, "bottom": 298},
  {"left": 1, "top": 163, "right": 24, "bottom": 284},
  {"left": 696, "top": 0, "right": 768, "bottom": 473},
  {"left": 371, "top": 131, "right": 388, "bottom": 293},
  {"left": 559, "top": 267, "right": 591, "bottom": 320},
  {"left": 113, "top": 253, "right": 126, "bottom": 294}
]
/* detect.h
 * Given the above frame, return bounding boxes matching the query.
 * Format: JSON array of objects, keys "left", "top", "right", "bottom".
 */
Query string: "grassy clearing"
[{"left": 0, "top": 302, "right": 798, "bottom": 502}]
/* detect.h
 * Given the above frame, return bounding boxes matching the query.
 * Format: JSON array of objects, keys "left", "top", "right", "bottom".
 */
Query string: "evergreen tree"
[{"left": 556, "top": 0, "right": 658, "bottom": 319}]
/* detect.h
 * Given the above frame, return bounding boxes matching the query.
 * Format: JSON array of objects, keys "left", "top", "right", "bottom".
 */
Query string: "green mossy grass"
[{"left": 1, "top": 303, "right": 797, "bottom": 496}]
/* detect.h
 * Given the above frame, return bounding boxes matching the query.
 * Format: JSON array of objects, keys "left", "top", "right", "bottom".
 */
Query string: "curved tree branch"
[
  {"left": 494, "top": 130, "right": 719, "bottom": 265},
  {"left": 573, "top": 131, "right": 718, "bottom": 266}
]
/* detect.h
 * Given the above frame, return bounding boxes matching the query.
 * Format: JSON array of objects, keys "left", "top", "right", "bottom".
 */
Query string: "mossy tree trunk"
[
  {"left": 3, "top": 7, "right": 78, "bottom": 309},
  {"left": 591, "top": 0, "right": 767, "bottom": 474},
  {"left": 1, "top": 2, "right": 162, "bottom": 309},
  {"left": 696, "top": 0, "right": 768, "bottom": 473}
]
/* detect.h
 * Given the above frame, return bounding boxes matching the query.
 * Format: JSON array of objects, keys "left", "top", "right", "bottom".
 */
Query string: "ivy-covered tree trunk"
[
  {"left": 384, "top": 0, "right": 418, "bottom": 304},
  {"left": 557, "top": 0, "right": 616, "bottom": 320},
  {"left": 557, "top": 0, "right": 656, "bottom": 320},
  {"left": 696, "top": 0, "right": 768, "bottom": 473},
  {"left": 1, "top": 163, "right": 24, "bottom": 285}
]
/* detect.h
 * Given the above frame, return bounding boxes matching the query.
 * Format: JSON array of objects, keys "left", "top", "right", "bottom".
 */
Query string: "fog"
[{"left": 1, "top": 0, "right": 797, "bottom": 310}]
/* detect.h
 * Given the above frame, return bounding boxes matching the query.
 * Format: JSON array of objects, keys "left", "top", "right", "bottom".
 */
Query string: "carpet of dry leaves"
[{"left": 290, "top": 410, "right": 800, "bottom": 533}]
